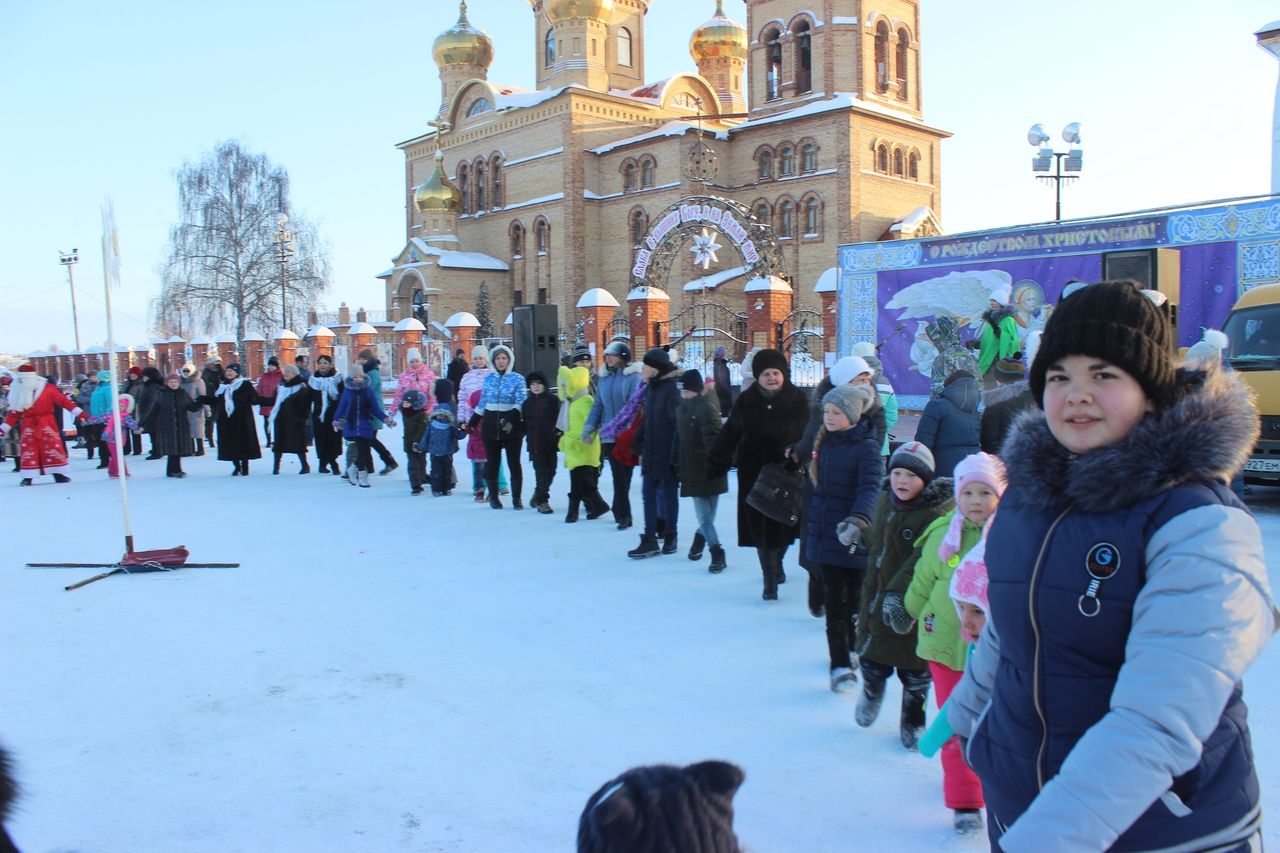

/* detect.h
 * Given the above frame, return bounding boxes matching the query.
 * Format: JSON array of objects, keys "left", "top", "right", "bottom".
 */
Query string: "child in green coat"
[{"left": 904, "top": 451, "right": 1005, "bottom": 833}]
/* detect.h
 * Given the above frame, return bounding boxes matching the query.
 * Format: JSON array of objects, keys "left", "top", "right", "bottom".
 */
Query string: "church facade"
[{"left": 383, "top": 0, "right": 948, "bottom": 358}]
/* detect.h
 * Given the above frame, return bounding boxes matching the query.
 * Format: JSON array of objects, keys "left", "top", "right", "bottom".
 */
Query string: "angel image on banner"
[{"left": 886, "top": 269, "right": 1011, "bottom": 396}]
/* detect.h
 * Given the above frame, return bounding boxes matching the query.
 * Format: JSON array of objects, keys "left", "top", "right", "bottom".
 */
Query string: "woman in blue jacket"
[
  {"left": 947, "top": 282, "right": 1273, "bottom": 852},
  {"left": 333, "top": 364, "right": 394, "bottom": 488}
]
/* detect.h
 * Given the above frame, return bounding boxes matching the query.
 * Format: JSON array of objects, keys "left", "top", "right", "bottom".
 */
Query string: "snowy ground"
[{"left": 3, "top": 428, "right": 1280, "bottom": 852}]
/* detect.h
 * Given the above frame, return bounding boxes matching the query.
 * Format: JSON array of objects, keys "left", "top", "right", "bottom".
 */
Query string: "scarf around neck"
[
  {"left": 216, "top": 376, "right": 247, "bottom": 417},
  {"left": 269, "top": 377, "right": 304, "bottom": 433}
]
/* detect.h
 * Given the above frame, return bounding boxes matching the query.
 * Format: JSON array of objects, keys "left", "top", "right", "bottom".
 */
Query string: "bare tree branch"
[{"left": 153, "top": 140, "right": 331, "bottom": 343}]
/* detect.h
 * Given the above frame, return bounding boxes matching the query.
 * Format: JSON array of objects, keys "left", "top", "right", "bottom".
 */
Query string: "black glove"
[{"left": 882, "top": 592, "right": 915, "bottom": 635}]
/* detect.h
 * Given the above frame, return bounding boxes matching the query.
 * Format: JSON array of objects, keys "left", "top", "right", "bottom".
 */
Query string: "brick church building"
[{"left": 382, "top": 0, "right": 948, "bottom": 362}]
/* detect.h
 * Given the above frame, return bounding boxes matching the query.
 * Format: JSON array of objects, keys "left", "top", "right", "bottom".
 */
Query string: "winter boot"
[
  {"left": 537, "top": 501, "right": 554, "bottom": 515},
  {"left": 565, "top": 491, "right": 581, "bottom": 522},
  {"left": 855, "top": 676, "right": 886, "bottom": 728},
  {"left": 661, "top": 530, "right": 678, "bottom": 555},
  {"left": 708, "top": 545, "right": 727, "bottom": 574},
  {"left": 758, "top": 548, "right": 779, "bottom": 601},
  {"left": 19, "top": 478, "right": 32, "bottom": 487},
  {"left": 273, "top": 455, "right": 281, "bottom": 475},
  {"left": 489, "top": 493, "right": 504, "bottom": 509},
  {"left": 53, "top": 473, "right": 71, "bottom": 483},
  {"left": 687, "top": 532, "right": 706, "bottom": 561},
  {"left": 808, "top": 572, "right": 825, "bottom": 618},
  {"left": 358, "top": 469, "right": 372, "bottom": 488},
  {"left": 512, "top": 495, "right": 523, "bottom": 510},
  {"left": 585, "top": 492, "right": 610, "bottom": 520},
  {"left": 628, "top": 534, "right": 661, "bottom": 559},
  {"left": 615, "top": 517, "right": 632, "bottom": 530},
  {"left": 346, "top": 464, "right": 359, "bottom": 485},
  {"left": 954, "top": 810, "right": 984, "bottom": 836},
  {"left": 900, "top": 687, "right": 929, "bottom": 751},
  {"left": 379, "top": 460, "right": 399, "bottom": 476},
  {"left": 241, "top": 461, "right": 250, "bottom": 476},
  {"left": 195, "top": 439, "right": 204, "bottom": 456},
  {"left": 829, "top": 667, "right": 858, "bottom": 693},
  {"left": 474, "top": 489, "right": 486, "bottom": 502},
  {"left": 299, "top": 458, "right": 311, "bottom": 474}
]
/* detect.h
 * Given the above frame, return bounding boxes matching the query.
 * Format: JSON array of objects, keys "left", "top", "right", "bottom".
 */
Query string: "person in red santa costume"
[{"left": 0, "top": 364, "right": 87, "bottom": 486}]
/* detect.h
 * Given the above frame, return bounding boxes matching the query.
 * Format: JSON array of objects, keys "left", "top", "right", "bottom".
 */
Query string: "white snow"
[
  {"left": 402, "top": 238, "right": 509, "bottom": 272},
  {"left": 275, "top": 329, "right": 301, "bottom": 341},
  {"left": 744, "top": 274, "right": 793, "bottom": 293},
  {"left": 305, "top": 326, "right": 336, "bottom": 339},
  {"left": 814, "top": 266, "right": 839, "bottom": 293},
  {"left": 728, "top": 93, "right": 929, "bottom": 135},
  {"left": 503, "top": 147, "right": 563, "bottom": 168},
  {"left": 4, "top": 437, "right": 1280, "bottom": 851},
  {"left": 345, "top": 322, "right": 377, "bottom": 336},
  {"left": 391, "top": 318, "right": 426, "bottom": 332},
  {"left": 682, "top": 264, "right": 750, "bottom": 292},
  {"left": 627, "top": 286, "right": 670, "bottom": 302},
  {"left": 443, "top": 311, "right": 479, "bottom": 328},
  {"left": 590, "top": 121, "right": 697, "bottom": 155},
  {"left": 241, "top": 333, "right": 266, "bottom": 342},
  {"left": 499, "top": 192, "right": 566, "bottom": 213},
  {"left": 166, "top": 334, "right": 186, "bottom": 344},
  {"left": 576, "top": 288, "right": 621, "bottom": 309}
]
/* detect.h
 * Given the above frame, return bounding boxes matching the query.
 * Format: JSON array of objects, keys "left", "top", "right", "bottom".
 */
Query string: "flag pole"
[{"left": 101, "top": 199, "right": 134, "bottom": 555}]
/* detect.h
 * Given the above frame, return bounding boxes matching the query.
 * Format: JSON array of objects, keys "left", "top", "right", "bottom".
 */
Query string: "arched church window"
[
  {"left": 458, "top": 163, "right": 471, "bottom": 213},
  {"left": 535, "top": 219, "right": 550, "bottom": 255},
  {"left": 466, "top": 98, "right": 493, "bottom": 117},
  {"left": 765, "top": 28, "right": 782, "bottom": 100},
  {"left": 874, "top": 21, "right": 890, "bottom": 93},
  {"left": 779, "top": 146, "right": 795, "bottom": 177},
  {"left": 779, "top": 199, "right": 795, "bottom": 238},
  {"left": 754, "top": 201, "right": 771, "bottom": 228},
  {"left": 623, "top": 162, "right": 637, "bottom": 191},
  {"left": 804, "top": 196, "right": 820, "bottom": 234},
  {"left": 630, "top": 208, "right": 648, "bottom": 253},
  {"left": 510, "top": 221, "right": 525, "bottom": 259},
  {"left": 545, "top": 29, "right": 556, "bottom": 66},
  {"left": 801, "top": 142, "right": 818, "bottom": 172},
  {"left": 618, "top": 27, "right": 633, "bottom": 67},
  {"left": 875, "top": 144, "right": 888, "bottom": 174},
  {"left": 794, "top": 21, "right": 812, "bottom": 94},
  {"left": 492, "top": 157, "right": 504, "bottom": 207},
  {"left": 893, "top": 148, "right": 905, "bottom": 177},
  {"left": 474, "top": 160, "right": 487, "bottom": 211},
  {"left": 908, "top": 151, "right": 920, "bottom": 181},
  {"left": 640, "top": 158, "right": 655, "bottom": 188},
  {"left": 758, "top": 149, "right": 774, "bottom": 181},
  {"left": 896, "top": 28, "right": 910, "bottom": 100}
]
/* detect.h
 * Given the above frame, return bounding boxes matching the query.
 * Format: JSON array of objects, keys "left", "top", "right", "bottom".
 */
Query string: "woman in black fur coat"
[{"left": 709, "top": 348, "right": 810, "bottom": 600}]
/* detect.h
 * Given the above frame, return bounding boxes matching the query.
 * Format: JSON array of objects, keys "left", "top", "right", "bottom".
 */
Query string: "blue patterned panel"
[{"left": 1241, "top": 241, "right": 1280, "bottom": 287}]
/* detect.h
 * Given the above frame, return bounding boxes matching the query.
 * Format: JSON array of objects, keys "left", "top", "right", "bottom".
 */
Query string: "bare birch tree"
[{"left": 154, "top": 140, "right": 330, "bottom": 341}]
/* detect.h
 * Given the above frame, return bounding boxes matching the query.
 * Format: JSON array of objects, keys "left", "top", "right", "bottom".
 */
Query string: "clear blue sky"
[{"left": 1, "top": 0, "right": 1275, "bottom": 355}]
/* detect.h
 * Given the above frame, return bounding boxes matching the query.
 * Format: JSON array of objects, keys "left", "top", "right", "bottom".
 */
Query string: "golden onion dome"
[
  {"left": 690, "top": 0, "right": 747, "bottom": 63},
  {"left": 543, "top": 0, "right": 614, "bottom": 25},
  {"left": 413, "top": 153, "right": 462, "bottom": 213},
  {"left": 433, "top": 2, "right": 494, "bottom": 69}
]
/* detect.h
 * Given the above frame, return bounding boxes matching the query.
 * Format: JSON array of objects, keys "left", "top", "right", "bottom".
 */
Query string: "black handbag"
[{"left": 746, "top": 462, "right": 805, "bottom": 527}]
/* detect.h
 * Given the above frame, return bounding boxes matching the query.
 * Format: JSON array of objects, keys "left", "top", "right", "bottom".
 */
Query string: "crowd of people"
[{"left": 1, "top": 279, "right": 1275, "bottom": 852}]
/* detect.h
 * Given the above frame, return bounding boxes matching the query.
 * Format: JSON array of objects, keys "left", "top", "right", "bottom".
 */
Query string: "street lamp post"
[
  {"left": 1028, "top": 122, "right": 1084, "bottom": 221},
  {"left": 273, "top": 214, "right": 295, "bottom": 330},
  {"left": 58, "top": 248, "right": 82, "bottom": 351}
]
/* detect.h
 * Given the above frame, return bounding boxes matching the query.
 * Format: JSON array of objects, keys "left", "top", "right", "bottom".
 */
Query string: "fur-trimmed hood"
[
  {"left": 983, "top": 378, "right": 1030, "bottom": 407},
  {"left": 1002, "top": 366, "right": 1258, "bottom": 513},
  {"left": 984, "top": 304, "right": 1016, "bottom": 326}
]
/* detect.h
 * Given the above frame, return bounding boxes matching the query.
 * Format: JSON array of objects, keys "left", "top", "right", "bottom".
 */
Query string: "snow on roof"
[
  {"left": 500, "top": 192, "right": 565, "bottom": 213},
  {"left": 744, "top": 275, "right": 793, "bottom": 293},
  {"left": 591, "top": 121, "right": 697, "bottom": 155},
  {"left": 444, "top": 311, "right": 480, "bottom": 328},
  {"left": 393, "top": 318, "right": 427, "bottom": 332},
  {"left": 682, "top": 265, "right": 750, "bottom": 293},
  {"left": 275, "top": 329, "right": 301, "bottom": 340},
  {"left": 347, "top": 322, "right": 378, "bottom": 336},
  {"left": 729, "top": 93, "right": 929, "bottom": 135},
  {"left": 576, "top": 287, "right": 621, "bottom": 309},
  {"left": 131, "top": 344, "right": 151, "bottom": 352},
  {"left": 1257, "top": 19, "right": 1280, "bottom": 36},
  {"left": 814, "top": 267, "right": 839, "bottom": 293},
  {"left": 189, "top": 337, "right": 211, "bottom": 345},
  {"left": 306, "top": 325, "right": 336, "bottom": 338},
  {"left": 495, "top": 87, "right": 562, "bottom": 111},
  {"left": 214, "top": 334, "right": 237, "bottom": 344},
  {"left": 404, "top": 238, "right": 509, "bottom": 271},
  {"left": 504, "top": 147, "right": 563, "bottom": 167},
  {"left": 619, "top": 79, "right": 667, "bottom": 102},
  {"left": 627, "top": 286, "right": 670, "bottom": 302},
  {"left": 166, "top": 334, "right": 186, "bottom": 343},
  {"left": 241, "top": 333, "right": 265, "bottom": 342},
  {"left": 888, "top": 206, "right": 939, "bottom": 236}
]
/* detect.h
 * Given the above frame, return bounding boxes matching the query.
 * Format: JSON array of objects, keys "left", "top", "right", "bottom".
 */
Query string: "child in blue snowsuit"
[{"left": 417, "top": 401, "right": 463, "bottom": 496}]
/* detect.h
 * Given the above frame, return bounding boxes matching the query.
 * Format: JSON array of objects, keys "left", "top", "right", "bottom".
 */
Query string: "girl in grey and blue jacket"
[{"left": 947, "top": 281, "right": 1274, "bottom": 852}]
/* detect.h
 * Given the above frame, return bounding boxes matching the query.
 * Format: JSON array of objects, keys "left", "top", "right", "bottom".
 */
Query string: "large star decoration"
[{"left": 689, "top": 228, "right": 722, "bottom": 270}]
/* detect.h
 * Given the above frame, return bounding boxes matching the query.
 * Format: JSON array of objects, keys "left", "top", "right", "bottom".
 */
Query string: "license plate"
[{"left": 1244, "top": 458, "right": 1280, "bottom": 473}]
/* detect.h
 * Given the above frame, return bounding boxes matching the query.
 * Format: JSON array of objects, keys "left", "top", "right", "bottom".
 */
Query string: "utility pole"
[
  {"left": 273, "top": 214, "right": 295, "bottom": 330},
  {"left": 59, "top": 248, "right": 82, "bottom": 350}
]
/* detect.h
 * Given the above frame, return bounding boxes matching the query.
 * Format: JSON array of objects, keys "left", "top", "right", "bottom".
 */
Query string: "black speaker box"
[{"left": 512, "top": 304, "right": 562, "bottom": 388}]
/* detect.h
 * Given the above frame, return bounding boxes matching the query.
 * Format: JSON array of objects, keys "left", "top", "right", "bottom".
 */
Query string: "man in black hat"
[{"left": 628, "top": 347, "right": 683, "bottom": 559}]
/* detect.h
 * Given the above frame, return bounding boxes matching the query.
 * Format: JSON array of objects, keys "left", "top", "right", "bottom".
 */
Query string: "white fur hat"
[
  {"left": 850, "top": 341, "right": 877, "bottom": 359},
  {"left": 471, "top": 344, "right": 488, "bottom": 360},
  {"left": 830, "top": 356, "right": 873, "bottom": 387},
  {"left": 1183, "top": 328, "right": 1229, "bottom": 370},
  {"left": 989, "top": 283, "right": 1012, "bottom": 305},
  {"left": 406, "top": 347, "right": 423, "bottom": 364}
]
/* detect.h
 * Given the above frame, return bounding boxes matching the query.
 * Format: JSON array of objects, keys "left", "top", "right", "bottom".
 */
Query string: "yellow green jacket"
[
  {"left": 559, "top": 365, "right": 600, "bottom": 469},
  {"left": 904, "top": 510, "right": 984, "bottom": 670}
]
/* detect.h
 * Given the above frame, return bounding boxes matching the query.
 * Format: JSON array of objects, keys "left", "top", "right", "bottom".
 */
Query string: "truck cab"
[{"left": 1223, "top": 284, "right": 1280, "bottom": 483}]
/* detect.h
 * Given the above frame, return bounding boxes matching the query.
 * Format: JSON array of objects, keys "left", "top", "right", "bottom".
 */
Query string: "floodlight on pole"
[
  {"left": 1027, "top": 122, "right": 1084, "bottom": 221},
  {"left": 58, "top": 248, "right": 82, "bottom": 351}
]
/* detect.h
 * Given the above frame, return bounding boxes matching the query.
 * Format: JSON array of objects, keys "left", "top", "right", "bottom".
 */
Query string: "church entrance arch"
[{"left": 631, "top": 194, "right": 786, "bottom": 289}]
